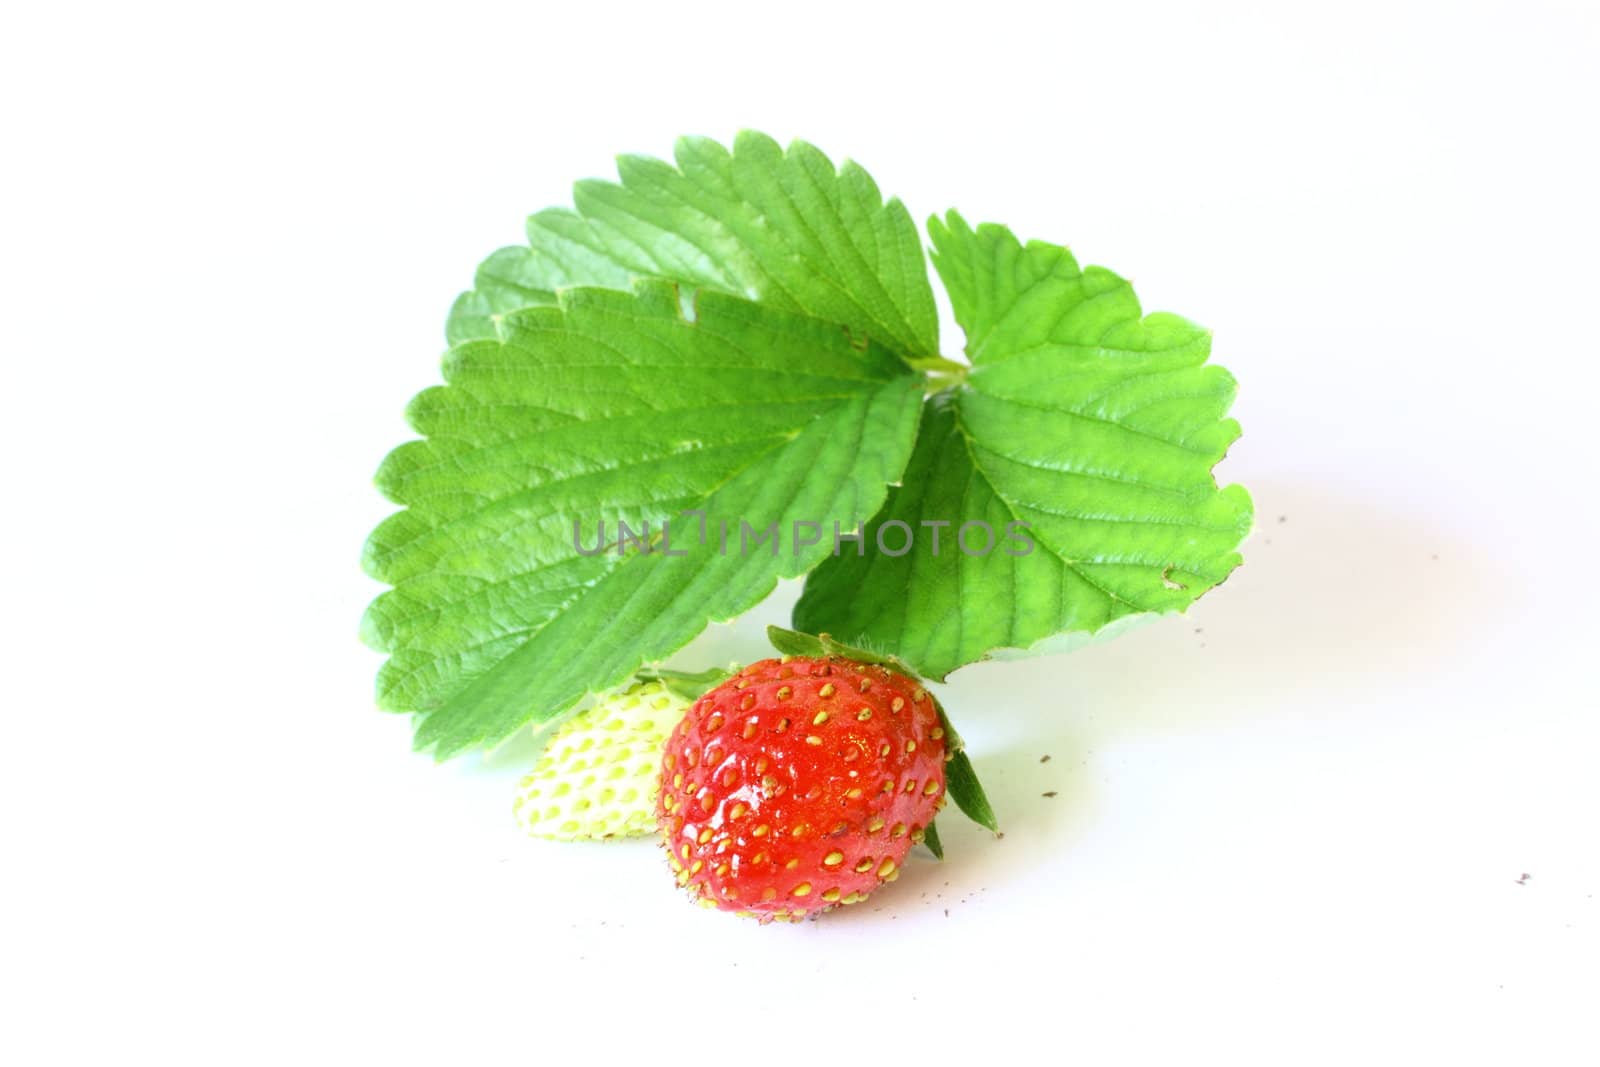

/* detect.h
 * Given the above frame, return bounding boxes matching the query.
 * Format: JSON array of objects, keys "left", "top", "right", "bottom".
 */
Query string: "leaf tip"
[
  {"left": 357, "top": 599, "right": 389, "bottom": 652},
  {"left": 731, "top": 128, "right": 781, "bottom": 159}
]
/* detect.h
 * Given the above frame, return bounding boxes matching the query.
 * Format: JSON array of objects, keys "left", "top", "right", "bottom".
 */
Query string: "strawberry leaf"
[
  {"left": 795, "top": 213, "right": 1252, "bottom": 680},
  {"left": 448, "top": 132, "right": 940, "bottom": 361},
  {"left": 368, "top": 135, "right": 1253, "bottom": 763},
  {"left": 923, "top": 819, "right": 944, "bottom": 860},
  {"left": 363, "top": 283, "right": 922, "bottom": 757}
]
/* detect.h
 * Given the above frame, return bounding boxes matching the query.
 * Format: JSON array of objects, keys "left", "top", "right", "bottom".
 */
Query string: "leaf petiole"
[{"left": 903, "top": 354, "right": 969, "bottom": 394}]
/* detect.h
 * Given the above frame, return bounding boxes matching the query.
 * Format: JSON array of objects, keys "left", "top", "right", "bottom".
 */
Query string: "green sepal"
[
  {"left": 923, "top": 819, "right": 944, "bottom": 860},
  {"left": 766, "top": 625, "right": 917, "bottom": 676},
  {"left": 634, "top": 666, "right": 736, "bottom": 702},
  {"left": 944, "top": 752, "right": 998, "bottom": 834},
  {"left": 933, "top": 698, "right": 999, "bottom": 833},
  {"left": 766, "top": 626, "right": 827, "bottom": 658}
]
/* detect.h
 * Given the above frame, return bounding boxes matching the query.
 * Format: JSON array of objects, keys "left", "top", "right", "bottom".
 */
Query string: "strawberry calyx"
[{"left": 634, "top": 664, "right": 736, "bottom": 702}]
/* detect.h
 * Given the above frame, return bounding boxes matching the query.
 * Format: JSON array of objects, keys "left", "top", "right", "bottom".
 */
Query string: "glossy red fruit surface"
[{"left": 656, "top": 655, "right": 947, "bottom": 921}]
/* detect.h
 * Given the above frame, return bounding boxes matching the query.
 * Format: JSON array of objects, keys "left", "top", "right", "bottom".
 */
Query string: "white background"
[{"left": 4, "top": 1, "right": 1597, "bottom": 1063}]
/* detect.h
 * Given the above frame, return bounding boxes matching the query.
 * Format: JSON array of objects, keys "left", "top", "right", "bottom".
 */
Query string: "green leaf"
[
  {"left": 922, "top": 819, "right": 944, "bottom": 860},
  {"left": 446, "top": 246, "right": 573, "bottom": 347},
  {"left": 447, "top": 132, "right": 940, "bottom": 360},
  {"left": 796, "top": 213, "right": 1252, "bottom": 680},
  {"left": 363, "top": 282, "right": 922, "bottom": 757}
]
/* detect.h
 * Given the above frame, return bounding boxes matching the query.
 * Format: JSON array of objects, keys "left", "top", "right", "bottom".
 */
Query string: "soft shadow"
[{"left": 938, "top": 476, "right": 1507, "bottom": 848}]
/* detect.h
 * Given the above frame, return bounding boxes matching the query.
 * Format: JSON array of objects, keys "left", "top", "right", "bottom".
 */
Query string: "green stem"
[
  {"left": 904, "top": 354, "right": 968, "bottom": 375},
  {"left": 905, "top": 354, "right": 969, "bottom": 395}
]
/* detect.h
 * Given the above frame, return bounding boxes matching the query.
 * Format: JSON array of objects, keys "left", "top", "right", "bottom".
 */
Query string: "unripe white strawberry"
[{"left": 513, "top": 679, "right": 692, "bottom": 840}]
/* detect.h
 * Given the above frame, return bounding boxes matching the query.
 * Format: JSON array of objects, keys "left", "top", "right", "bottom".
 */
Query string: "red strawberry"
[{"left": 655, "top": 654, "right": 947, "bottom": 921}]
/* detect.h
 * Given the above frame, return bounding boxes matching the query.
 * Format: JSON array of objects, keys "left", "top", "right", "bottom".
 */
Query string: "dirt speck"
[
  {"left": 1040, "top": 754, "right": 1052, "bottom": 763},
  {"left": 1516, "top": 873, "right": 1531, "bottom": 886},
  {"left": 1042, "top": 791, "right": 1058, "bottom": 798}
]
